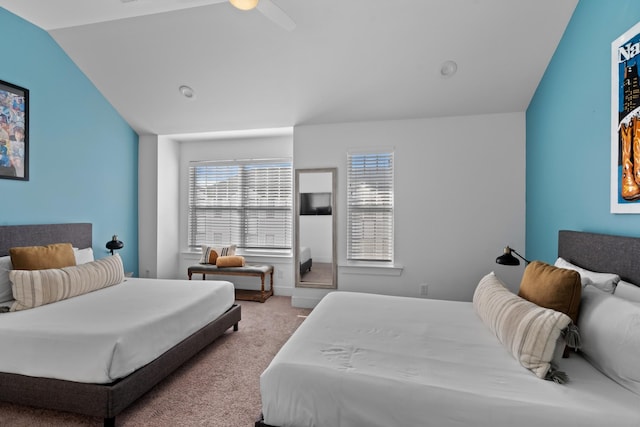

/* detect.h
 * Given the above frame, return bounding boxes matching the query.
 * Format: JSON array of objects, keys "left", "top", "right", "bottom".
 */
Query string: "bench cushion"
[
  {"left": 188, "top": 264, "right": 273, "bottom": 275},
  {"left": 216, "top": 255, "right": 245, "bottom": 268}
]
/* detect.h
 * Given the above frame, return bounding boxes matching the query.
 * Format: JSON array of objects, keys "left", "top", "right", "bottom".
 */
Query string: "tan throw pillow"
[
  {"left": 216, "top": 255, "right": 245, "bottom": 268},
  {"left": 474, "top": 272, "right": 572, "bottom": 380},
  {"left": 518, "top": 261, "right": 581, "bottom": 323},
  {"left": 10, "top": 243, "right": 76, "bottom": 270},
  {"left": 9, "top": 254, "right": 125, "bottom": 311},
  {"left": 199, "top": 245, "right": 236, "bottom": 265}
]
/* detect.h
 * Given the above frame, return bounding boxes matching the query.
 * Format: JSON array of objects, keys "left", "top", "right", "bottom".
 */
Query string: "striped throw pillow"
[
  {"left": 9, "top": 254, "right": 125, "bottom": 311},
  {"left": 199, "top": 245, "right": 236, "bottom": 265},
  {"left": 473, "top": 272, "right": 572, "bottom": 379}
]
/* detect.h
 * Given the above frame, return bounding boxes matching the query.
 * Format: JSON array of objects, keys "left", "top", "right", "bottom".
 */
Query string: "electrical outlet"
[{"left": 420, "top": 284, "right": 429, "bottom": 296}]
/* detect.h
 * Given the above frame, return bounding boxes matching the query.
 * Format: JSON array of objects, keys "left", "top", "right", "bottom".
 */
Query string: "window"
[
  {"left": 188, "top": 159, "right": 292, "bottom": 251},
  {"left": 347, "top": 151, "right": 394, "bottom": 262}
]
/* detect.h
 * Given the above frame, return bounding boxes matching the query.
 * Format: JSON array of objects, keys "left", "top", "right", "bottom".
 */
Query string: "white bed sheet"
[
  {"left": 0, "top": 277, "right": 234, "bottom": 384},
  {"left": 260, "top": 291, "right": 640, "bottom": 427}
]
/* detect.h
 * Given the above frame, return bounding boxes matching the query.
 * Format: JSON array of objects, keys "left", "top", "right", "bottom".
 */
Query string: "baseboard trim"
[
  {"left": 273, "top": 286, "right": 293, "bottom": 297},
  {"left": 291, "top": 295, "right": 322, "bottom": 308}
]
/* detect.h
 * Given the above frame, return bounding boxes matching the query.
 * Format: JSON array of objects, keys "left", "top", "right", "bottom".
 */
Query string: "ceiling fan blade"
[{"left": 257, "top": 0, "right": 296, "bottom": 31}]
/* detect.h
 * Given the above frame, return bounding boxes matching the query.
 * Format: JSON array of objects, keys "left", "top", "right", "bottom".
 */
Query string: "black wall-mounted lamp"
[
  {"left": 496, "top": 246, "right": 530, "bottom": 266},
  {"left": 106, "top": 235, "right": 124, "bottom": 255}
]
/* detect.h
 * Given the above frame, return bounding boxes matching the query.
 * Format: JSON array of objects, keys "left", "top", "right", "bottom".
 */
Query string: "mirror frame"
[{"left": 295, "top": 167, "right": 337, "bottom": 289}]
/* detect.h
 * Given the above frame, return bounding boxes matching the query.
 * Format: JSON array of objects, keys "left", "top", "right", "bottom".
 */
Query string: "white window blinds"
[
  {"left": 347, "top": 151, "right": 394, "bottom": 262},
  {"left": 188, "top": 159, "right": 292, "bottom": 250}
]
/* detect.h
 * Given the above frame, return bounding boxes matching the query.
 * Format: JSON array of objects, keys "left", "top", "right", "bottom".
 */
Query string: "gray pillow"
[
  {"left": 0, "top": 256, "right": 13, "bottom": 302},
  {"left": 613, "top": 280, "right": 640, "bottom": 303},
  {"left": 578, "top": 285, "right": 640, "bottom": 395}
]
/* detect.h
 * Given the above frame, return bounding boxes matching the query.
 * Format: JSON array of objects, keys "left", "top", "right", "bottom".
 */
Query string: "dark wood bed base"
[
  {"left": 255, "top": 229, "right": 640, "bottom": 427},
  {"left": 0, "top": 223, "right": 241, "bottom": 426},
  {"left": 1, "top": 305, "right": 240, "bottom": 426}
]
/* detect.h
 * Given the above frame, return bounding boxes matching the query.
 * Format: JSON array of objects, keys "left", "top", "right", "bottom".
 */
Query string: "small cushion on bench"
[
  {"left": 199, "top": 245, "right": 236, "bottom": 265},
  {"left": 216, "top": 256, "right": 245, "bottom": 268}
]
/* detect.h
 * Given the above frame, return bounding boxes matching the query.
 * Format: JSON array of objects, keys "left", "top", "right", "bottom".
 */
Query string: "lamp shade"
[
  {"left": 229, "top": 0, "right": 259, "bottom": 11},
  {"left": 496, "top": 246, "right": 520, "bottom": 265},
  {"left": 106, "top": 235, "right": 124, "bottom": 255}
]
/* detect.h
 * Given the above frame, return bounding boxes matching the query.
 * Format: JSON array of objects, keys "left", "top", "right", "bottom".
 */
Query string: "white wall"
[
  {"left": 292, "top": 113, "right": 526, "bottom": 307},
  {"left": 138, "top": 134, "right": 158, "bottom": 279},
  {"left": 139, "top": 115, "right": 526, "bottom": 306},
  {"left": 299, "top": 216, "right": 332, "bottom": 262},
  {"left": 138, "top": 134, "right": 180, "bottom": 279},
  {"left": 156, "top": 135, "right": 180, "bottom": 279}
]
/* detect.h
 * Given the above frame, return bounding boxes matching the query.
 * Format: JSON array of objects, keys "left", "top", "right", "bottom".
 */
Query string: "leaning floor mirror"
[{"left": 295, "top": 168, "right": 337, "bottom": 289}]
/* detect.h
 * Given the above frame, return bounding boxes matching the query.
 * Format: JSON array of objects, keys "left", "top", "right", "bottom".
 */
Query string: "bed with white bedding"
[
  {"left": 299, "top": 246, "right": 312, "bottom": 275},
  {"left": 0, "top": 223, "right": 241, "bottom": 427},
  {"left": 257, "top": 230, "right": 640, "bottom": 427},
  {"left": 0, "top": 277, "right": 234, "bottom": 383}
]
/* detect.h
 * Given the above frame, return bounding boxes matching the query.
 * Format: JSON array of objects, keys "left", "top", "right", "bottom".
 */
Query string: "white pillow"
[
  {"left": 578, "top": 285, "right": 640, "bottom": 395},
  {"left": 73, "top": 247, "right": 95, "bottom": 265},
  {"left": 613, "top": 280, "right": 640, "bottom": 303},
  {"left": 554, "top": 257, "right": 620, "bottom": 293},
  {"left": 0, "top": 255, "right": 13, "bottom": 303}
]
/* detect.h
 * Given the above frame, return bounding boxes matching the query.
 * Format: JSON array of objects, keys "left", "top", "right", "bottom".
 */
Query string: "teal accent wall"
[
  {"left": 0, "top": 9, "right": 139, "bottom": 273},
  {"left": 527, "top": 0, "right": 640, "bottom": 263}
]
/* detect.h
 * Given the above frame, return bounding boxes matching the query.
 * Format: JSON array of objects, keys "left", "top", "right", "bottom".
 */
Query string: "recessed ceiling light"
[
  {"left": 179, "top": 85, "right": 195, "bottom": 99},
  {"left": 440, "top": 60, "right": 458, "bottom": 78}
]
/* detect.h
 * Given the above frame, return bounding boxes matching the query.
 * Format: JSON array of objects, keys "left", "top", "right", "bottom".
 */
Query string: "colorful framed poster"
[
  {"left": 612, "top": 21, "right": 640, "bottom": 213},
  {"left": 0, "top": 79, "right": 28, "bottom": 181}
]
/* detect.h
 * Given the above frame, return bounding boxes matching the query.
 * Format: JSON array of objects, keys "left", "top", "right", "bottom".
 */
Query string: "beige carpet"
[{"left": 0, "top": 296, "right": 311, "bottom": 426}]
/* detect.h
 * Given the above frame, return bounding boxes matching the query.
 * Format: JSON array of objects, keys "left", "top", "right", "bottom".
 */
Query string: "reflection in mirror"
[{"left": 295, "top": 168, "right": 337, "bottom": 289}]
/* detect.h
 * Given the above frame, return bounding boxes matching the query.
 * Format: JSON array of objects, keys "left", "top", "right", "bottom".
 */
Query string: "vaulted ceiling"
[{"left": 1, "top": 0, "right": 578, "bottom": 135}]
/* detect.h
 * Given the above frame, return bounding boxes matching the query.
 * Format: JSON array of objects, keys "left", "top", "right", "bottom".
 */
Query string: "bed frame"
[
  {"left": 300, "top": 257, "right": 312, "bottom": 275},
  {"left": 255, "top": 229, "right": 640, "bottom": 427},
  {"left": 0, "top": 223, "right": 242, "bottom": 427},
  {"left": 557, "top": 230, "right": 640, "bottom": 285}
]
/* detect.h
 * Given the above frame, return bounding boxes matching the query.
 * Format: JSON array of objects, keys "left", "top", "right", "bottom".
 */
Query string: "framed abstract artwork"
[{"left": 0, "top": 79, "right": 28, "bottom": 181}]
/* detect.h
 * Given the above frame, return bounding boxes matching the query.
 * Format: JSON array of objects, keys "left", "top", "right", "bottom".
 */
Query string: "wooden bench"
[{"left": 188, "top": 264, "right": 274, "bottom": 303}]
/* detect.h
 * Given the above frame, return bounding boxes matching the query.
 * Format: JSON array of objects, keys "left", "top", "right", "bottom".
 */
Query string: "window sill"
[
  {"left": 181, "top": 250, "right": 292, "bottom": 264},
  {"left": 339, "top": 262, "right": 404, "bottom": 276},
  {"left": 238, "top": 249, "right": 292, "bottom": 258}
]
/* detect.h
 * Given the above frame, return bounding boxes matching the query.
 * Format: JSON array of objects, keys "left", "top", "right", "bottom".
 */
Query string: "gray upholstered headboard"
[
  {"left": 558, "top": 230, "right": 640, "bottom": 286},
  {"left": 0, "top": 223, "right": 92, "bottom": 257}
]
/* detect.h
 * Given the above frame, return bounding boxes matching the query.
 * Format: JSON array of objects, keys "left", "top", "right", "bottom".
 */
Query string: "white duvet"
[
  {"left": 260, "top": 291, "right": 640, "bottom": 427},
  {"left": 0, "top": 277, "right": 234, "bottom": 383}
]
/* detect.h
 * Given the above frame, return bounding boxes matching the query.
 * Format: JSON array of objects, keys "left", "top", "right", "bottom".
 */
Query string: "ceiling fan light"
[{"left": 229, "top": 0, "right": 259, "bottom": 11}]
